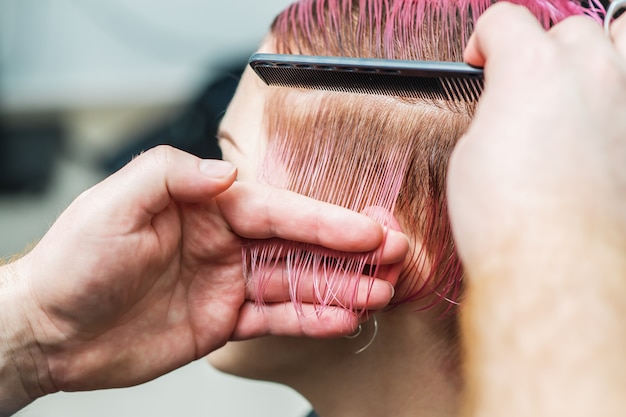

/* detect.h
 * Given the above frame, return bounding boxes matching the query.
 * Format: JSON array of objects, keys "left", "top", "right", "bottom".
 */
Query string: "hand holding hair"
[
  {"left": 449, "top": 4, "right": 626, "bottom": 416},
  {"left": 0, "top": 145, "right": 406, "bottom": 416}
]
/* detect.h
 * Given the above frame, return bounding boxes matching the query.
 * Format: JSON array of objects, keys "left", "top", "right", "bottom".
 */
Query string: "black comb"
[{"left": 249, "top": 53, "right": 484, "bottom": 103}]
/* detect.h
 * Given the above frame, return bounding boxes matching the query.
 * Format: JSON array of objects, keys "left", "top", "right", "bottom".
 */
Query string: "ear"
[{"left": 362, "top": 205, "right": 436, "bottom": 304}]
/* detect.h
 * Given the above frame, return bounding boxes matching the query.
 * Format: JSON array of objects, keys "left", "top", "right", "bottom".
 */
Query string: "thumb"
[{"left": 93, "top": 145, "right": 237, "bottom": 218}]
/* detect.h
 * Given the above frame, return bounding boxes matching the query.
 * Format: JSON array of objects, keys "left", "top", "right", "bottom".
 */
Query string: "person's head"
[
  {"left": 211, "top": 0, "right": 600, "bottom": 413},
  {"left": 222, "top": 0, "right": 601, "bottom": 312}
]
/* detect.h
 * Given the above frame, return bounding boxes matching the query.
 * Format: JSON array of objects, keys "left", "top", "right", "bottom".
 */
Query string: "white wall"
[
  {"left": 0, "top": 0, "right": 291, "bottom": 111},
  {"left": 2, "top": 0, "right": 314, "bottom": 416}
]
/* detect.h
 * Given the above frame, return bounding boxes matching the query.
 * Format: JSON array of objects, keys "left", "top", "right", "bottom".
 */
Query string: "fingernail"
[
  {"left": 200, "top": 160, "right": 235, "bottom": 178},
  {"left": 387, "top": 228, "right": 410, "bottom": 245},
  {"left": 387, "top": 282, "right": 395, "bottom": 300}
]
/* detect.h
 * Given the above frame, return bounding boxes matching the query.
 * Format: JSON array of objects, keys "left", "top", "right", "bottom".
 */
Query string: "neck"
[{"left": 282, "top": 306, "right": 462, "bottom": 417}]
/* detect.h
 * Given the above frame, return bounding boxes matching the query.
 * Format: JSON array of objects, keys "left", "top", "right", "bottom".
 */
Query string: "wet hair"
[{"left": 245, "top": 0, "right": 603, "bottom": 314}]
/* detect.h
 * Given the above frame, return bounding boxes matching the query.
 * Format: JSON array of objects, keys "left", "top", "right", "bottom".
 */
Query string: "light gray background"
[
  {"left": 2, "top": 0, "right": 287, "bottom": 110},
  {"left": 1, "top": 0, "right": 312, "bottom": 416}
]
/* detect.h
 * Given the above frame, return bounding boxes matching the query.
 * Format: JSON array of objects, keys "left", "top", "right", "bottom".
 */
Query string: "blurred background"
[{"left": 0, "top": 0, "right": 312, "bottom": 416}]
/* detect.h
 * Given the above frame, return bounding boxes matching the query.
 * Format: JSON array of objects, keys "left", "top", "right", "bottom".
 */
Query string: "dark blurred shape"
[
  {"left": 0, "top": 121, "right": 64, "bottom": 194},
  {"left": 102, "top": 60, "right": 246, "bottom": 174}
]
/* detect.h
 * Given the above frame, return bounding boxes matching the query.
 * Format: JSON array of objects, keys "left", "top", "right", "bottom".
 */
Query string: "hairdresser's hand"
[
  {"left": 450, "top": 3, "right": 626, "bottom": 275},
  {"left": 449, "top": 4, "right": 626, "bottom": 416},
  {"left": 0, "top": 145, "right": 406, "bottom": 414}
]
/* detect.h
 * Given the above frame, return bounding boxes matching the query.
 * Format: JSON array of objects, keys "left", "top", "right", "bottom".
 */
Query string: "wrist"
[
  {"left": 0, "top": 260, "right": 55, "bottom": 416},
  {"left": 461, "top": 223, "right": 626, "bottom": 416}
]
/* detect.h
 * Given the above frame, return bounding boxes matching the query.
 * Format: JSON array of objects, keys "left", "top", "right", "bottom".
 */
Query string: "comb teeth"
[
  {"left": 439, "top": 76, "right": 483, "bottom": 102},
  {"left": 249, "top": 54, "right": 484, "bottom": 104}
]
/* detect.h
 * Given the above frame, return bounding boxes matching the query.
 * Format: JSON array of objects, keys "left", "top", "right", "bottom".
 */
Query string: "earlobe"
[{"left": 390, "top": 218, "right": 434, "bottom": 306}]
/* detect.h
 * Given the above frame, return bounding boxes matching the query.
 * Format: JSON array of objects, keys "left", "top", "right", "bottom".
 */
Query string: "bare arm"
[
  {"left": 0, "top": 263, "right": 39, "bottom": 416},
  {"left": 461, "top": 216, "right": 626, "bottom": 416},
  {"left": 449, "top": 4, "right": 626, "bottom": 416}
]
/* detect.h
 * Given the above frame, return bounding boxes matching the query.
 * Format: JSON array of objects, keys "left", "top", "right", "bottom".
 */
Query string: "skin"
[
  {"left": 0, "top": 145, "right": 408, "bottom": 416},
  {"left": 449, "top": 4, "right": 626, "bottom": 416},
  {"left": 209, "top": 41, "right": 462, "bottom": 417},
  {"left": 3, "top": 4, "right": 623, "bottom": 416}
]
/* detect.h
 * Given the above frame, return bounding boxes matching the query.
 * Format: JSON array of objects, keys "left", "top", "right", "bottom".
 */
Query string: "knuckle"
[
  {"left": 486, "top": 2, "right": 527, "bottom": 16},
  {"left": 147, "top": 144, "right": 176, "bottom": 166},
  {"left": 126, "top": 144, "right": 178, "bottom": 178},
  {"left": 484, "top": 1, "right": 531, "bottom": 24},
  {"left": 477, "top": 3, "right": 525, "bottom": 29},
  {"left": 550, "top": 16, "right": 599, "bottom": 44}
]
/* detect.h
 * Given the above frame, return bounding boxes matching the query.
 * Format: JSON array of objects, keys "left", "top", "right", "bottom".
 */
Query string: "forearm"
[
  {"left": 461, "top": 231, "right": 626, "bottom": 417},
  {"left": 0, "top": 261, "right": 49, "bottom": 416}
]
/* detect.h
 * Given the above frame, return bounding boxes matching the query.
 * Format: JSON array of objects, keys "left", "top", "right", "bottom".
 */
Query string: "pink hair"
[
  {"left": 244, "top": 0, "right": 605, "bottom": 316},
  {"left": 272, "top": 0, "right": 603, "bottom": 59}
]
